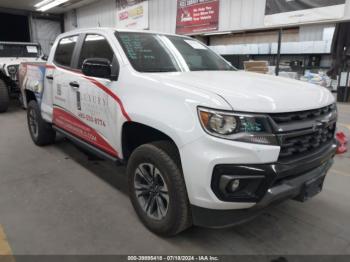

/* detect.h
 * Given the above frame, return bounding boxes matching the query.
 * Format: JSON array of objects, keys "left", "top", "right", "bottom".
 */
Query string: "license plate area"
[{"left": 295, "top": 175, "right": 326, "bottom": 202}]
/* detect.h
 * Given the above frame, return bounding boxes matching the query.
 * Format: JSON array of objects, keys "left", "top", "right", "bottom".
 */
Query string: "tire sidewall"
[
  {"left": 27, "top": 101, "right": 41, "bottom": 144},
  {"left": 27, "top": 100, "right": 56, "bottom": 146},
  {"left": 127, "top": 145, "right": 187, "bottom": 235}
]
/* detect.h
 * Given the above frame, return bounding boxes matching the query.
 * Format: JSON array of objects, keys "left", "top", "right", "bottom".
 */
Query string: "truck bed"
[{"left": 18, "top": 62, "right": 47, "bottom": 107}]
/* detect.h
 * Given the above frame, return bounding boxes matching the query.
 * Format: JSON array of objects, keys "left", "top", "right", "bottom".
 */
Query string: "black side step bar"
[{"left": 53, "top": 126, "right": 123, "bottom": 165}]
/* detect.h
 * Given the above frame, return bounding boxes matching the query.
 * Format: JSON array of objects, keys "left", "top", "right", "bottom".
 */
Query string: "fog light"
[{"left": 229, "top": 179, "right": 240, "bottom": 192}]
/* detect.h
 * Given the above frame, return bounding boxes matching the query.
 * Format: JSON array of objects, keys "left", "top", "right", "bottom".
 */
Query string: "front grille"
[
  {"left": 270, "top": 104, "right": 336, "bottom": 124},
  {"left": 268, "top": 104, "right": 337, "bottom": 162},
  {"left": 278, "top": 122, "right": 336, "bottom": 161}
]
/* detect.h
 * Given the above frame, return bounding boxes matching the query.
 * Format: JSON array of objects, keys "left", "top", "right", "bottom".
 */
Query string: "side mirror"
[
  {"left": 82, "top": 58, "right": 112, "bottom": 79},
  {"left": 41, "top": 55, "right": 48, "bottom": 61}
]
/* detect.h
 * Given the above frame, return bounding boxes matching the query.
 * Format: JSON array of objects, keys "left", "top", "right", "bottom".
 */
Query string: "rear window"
[
  {"left": 78, "top": 34, "right": 114, "bottom": 69},
  {"left": 54, "top": 36, "right": 78, "bottom": 67}
]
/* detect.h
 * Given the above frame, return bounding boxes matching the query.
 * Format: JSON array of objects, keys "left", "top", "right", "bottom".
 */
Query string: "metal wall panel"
[
  {"left": 148, "top": 0, "right": 177, "bottom": 33},
  {"left": 77, "top": 0, "right": 116, "bottom": 28},
  {"left": 64, "top": 10, "right": 76, "bottom": 31},
  {"left": 299, "top": 23, "right": 336, "bottom": 41},
  {"left": 218, "top": 0, "right": 266, "bottom": 32},
  {"left": 64, "top": 0, "right": 177, "bottom": 34},
  {"left": 31, "top": 18, "right": 61, "bottom": 55},
  {"left": 65, "top": 0, "right": 350, "bottom": 34}
]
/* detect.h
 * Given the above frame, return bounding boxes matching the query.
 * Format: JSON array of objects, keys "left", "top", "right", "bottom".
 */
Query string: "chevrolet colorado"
[{"left": 20, "top": 28, "right": 337, "bottom": 236}]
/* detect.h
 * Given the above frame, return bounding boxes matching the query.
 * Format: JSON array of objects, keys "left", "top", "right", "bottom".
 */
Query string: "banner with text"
[
  {"left": 176, "top": 0, "right": 220, "bottom": 35},
  {"left": 116, "top": 0, "right": 149, "bottom": 30},
  {"left": 265, "top": 0, "right": 346, "bottom": 26}
]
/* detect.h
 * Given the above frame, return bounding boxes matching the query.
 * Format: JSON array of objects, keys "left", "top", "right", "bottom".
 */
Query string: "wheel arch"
[
  {"left": 121, "top": 121, "right": 182, "bottom": 163},
  {"left": 23, "top": 89, "right": 37, "bottom": 108}
]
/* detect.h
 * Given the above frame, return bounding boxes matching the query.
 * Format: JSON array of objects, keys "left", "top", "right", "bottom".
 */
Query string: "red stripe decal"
[
  {"left": 53, "top": 107, "right": 119, "bottom": 157},
  {"left": 83, "top": 76, "right": 132, "bottom": 122},
  {"left": 48, "top": 64, "right": 131, "bottom": 122}
]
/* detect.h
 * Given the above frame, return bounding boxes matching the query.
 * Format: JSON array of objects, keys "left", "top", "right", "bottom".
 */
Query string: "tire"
[
  {"left": 0, "top": 79, "right": 9, "bottom": 113},
  {"left": 127, "top": 141, "right": 192, "bottom": 236},
  {"left": 18, "top": 92, "right": 25, "bottom": 110},
  {"left": 27, "top": 100, "right": 56, "bottom": 146}
]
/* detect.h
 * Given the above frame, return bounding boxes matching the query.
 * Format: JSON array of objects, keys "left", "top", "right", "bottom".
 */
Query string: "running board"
[{"left": 53, "top": 126, "right": 123, "bottom": 165}]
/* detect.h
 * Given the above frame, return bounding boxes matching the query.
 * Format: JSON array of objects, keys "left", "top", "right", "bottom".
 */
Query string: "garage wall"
[
  {"left": 64, "top": 0, "right": 116, "bottom": 31},
  {"left": 148, "top": 0, "right": 176, "bottom": 34},
  {"left": 64, "top": 0, "right": 177, "bottom": 33},
  {"left": 30, "top": 18, "right": 62, "bottom": 56},
  {"left": 0, "top": 12, "right": 30, "bottom": 42},
  {"left": 218, "top": 0, "right": 350, "bottom": 32},
  {"left": 64, "top": 0, "right": 350, "bottom": 34},
  {"left": 218, "top": 0, "right": 266, "bottom": 32},
  {"left": 210, "top": 28, "right": 300, "bottom": 46}
]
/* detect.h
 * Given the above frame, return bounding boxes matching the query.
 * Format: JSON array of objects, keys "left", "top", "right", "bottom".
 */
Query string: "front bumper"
[{"left": 191, "top": 151, "right": 335, "bottom": 228}]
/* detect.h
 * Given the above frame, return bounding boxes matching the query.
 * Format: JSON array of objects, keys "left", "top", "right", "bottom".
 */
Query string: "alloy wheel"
[{"left": 134, "top": 163, "right": 169, "bottom": 220}]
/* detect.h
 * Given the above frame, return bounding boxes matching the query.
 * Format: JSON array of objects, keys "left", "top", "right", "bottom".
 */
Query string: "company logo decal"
[{"left": 53, "top": 106, "right": 118, "bottom": 157}]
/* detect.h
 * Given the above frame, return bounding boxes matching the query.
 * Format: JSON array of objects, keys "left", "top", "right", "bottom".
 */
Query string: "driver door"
[{"left": 64, "top": 34, "right": 119, "bottom": 157}]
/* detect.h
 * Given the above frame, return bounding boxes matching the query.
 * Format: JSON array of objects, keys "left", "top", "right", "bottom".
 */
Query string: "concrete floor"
[{"left": 0, "top": 102, "right": 349, "bottom": 255}]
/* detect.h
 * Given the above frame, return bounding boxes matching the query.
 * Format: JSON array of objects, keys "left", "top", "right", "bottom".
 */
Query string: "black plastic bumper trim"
[
  {"left": 193, "top": 158, "right": 334, "bottom": 228},
  {"left": 211, "top": 140, "right": 337, "bottom": 202}
]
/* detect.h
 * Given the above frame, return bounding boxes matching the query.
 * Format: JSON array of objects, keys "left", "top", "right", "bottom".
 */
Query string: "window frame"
[
  {"left": 53, "top": 34, "right": 80, "bottom": 69},
  {"left": 74, "top": 33, "right": 117, "bottom": 71}
]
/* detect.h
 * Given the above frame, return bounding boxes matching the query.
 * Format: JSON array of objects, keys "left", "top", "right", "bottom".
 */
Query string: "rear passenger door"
[
  {"left": 52, "top": 35, "right": 79, "bottom": 115},
  {"left": 63, "top": 34, "right": 119, "bottom": 157}
]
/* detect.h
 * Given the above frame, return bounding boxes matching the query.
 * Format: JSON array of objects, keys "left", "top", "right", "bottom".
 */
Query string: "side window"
[
  {"left": 78, "top": 34, "right": 114, "bottom": 69},
  {"left": 54, "top": 36, "right": 78, "bottom": 67}
]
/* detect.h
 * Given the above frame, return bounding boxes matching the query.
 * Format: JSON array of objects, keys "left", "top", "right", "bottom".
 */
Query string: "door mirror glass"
[{"left": 82, "top": 58, "right": 112, "bottom": 79}]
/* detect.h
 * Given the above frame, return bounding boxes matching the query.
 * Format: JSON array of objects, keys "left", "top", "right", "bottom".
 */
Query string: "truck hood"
[{"left": 148, "top": 71, "right": 335, "bottom": 113}]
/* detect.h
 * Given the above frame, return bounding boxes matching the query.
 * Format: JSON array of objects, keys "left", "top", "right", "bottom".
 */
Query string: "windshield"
[
  {"left": 115, "top": 32, "right": 235, "bottom": 73},
  {"left": 0, "top": 44, "right": 41, "bottom": 58}
]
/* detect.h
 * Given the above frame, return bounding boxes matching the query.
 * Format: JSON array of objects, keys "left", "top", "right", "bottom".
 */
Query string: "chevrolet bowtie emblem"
[{"left": 313, "top": 119, "right": 329, "bottom": 131}]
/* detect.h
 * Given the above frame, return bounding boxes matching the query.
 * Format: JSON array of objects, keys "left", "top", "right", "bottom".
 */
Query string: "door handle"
[
  {"left": 69, "top": 81, "right": 80, "bottom": 89},
  {"left": 46, "top": 75, "right": 54, "bottom": 80}
]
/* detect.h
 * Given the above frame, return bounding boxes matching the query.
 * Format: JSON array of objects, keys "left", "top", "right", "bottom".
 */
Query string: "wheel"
[
  {"left": 0, "top": 79, "right": 9, "bottom": 113},
  {"left": 127, "top": 141, "right": 192, "bottom": 236},
  {"left": 27, "top": 100, "right": 56, "bottom": 146}
]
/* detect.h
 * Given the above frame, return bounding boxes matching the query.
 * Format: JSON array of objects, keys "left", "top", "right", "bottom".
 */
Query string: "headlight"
[
  {"left": 7, "top": 65, "right": 17, "bottom": 75},
  {"left": 198, "top": 107, "right": 278, "bottom": 145}
]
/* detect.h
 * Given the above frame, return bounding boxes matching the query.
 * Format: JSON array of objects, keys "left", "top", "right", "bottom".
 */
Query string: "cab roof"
[{"left": 61, "top": 27, "right": 185, "bottom": 38}]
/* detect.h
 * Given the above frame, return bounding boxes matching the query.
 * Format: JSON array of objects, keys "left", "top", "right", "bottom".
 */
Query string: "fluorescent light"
[
  {"left": 34, "top": 0, "right": 52, "bottom": 8},
  {"left": 37, "top": 0, "right": 69, "bottom": 12},
  {"left": 203, "top": 31, "right": 232, "bottom": 36}
]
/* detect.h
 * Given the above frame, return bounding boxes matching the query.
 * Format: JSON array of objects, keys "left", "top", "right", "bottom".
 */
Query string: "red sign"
[{"left": 176, "top": 0, "right": 220, "bottom": 35}]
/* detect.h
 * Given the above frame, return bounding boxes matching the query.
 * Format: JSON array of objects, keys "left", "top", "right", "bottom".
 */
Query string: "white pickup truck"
[{"left": 20, "top": 28, "right": 338, "bottom": 236}]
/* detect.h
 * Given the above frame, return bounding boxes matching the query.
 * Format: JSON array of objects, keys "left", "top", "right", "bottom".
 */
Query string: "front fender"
[{"left": 117, "top": 71, "right": 232, "bottom": 149}]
